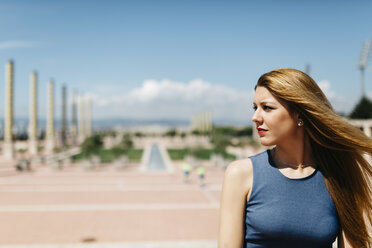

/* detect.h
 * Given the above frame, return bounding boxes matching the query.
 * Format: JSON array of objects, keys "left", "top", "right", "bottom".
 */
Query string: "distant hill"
[
  {"left": 0, "top": 117, "right": 252, "bottom": 133},
  {"left": 92, "top": 118, "right": 190, "bottom": 129}
]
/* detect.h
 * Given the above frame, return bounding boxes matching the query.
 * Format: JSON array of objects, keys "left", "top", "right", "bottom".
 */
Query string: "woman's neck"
[{"left": 274, "top": 135, "right": 314, "bottom": 169}]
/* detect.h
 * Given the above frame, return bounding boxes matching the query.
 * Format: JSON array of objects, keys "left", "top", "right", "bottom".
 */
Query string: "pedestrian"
[
  {"left": 181, "top": 162, "right": 192, "bottom": 182},
  {"left": 196, "top": 165, "right": 206, "bottom": 187},
  {"left": 218, "top": 68, "right": 372, "bottom": 248}
]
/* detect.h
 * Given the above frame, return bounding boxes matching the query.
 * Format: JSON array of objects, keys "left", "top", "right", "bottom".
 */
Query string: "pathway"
[{"left": 0, "top": 160, "right": 224, "bottom": 248}]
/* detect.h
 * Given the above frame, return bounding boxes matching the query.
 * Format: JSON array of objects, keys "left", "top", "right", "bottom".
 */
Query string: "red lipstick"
[{"left": 257, "top": 128, "right": 267, "bottom": 134}]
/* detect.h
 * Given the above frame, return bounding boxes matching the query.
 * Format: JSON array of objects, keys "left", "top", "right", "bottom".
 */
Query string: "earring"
[{"left": 298, "top": 121, "right": 303, "bottom": 127}]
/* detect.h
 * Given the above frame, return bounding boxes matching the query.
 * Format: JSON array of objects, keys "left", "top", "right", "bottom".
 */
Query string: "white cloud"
[
  {"left": 0, "top": 40, "right": 38, "bottom": 49},
  {"left": 87, "top": 78, "right": 358, "bottom": 123},
  {"left": 318, "top": 80, "right": 356, "bottom": 114},
  {"left": 367, "top": 91, "right": 372, "bottom": 99},
  {"left": 90, "top": 79, "right": 255, "bottom": 123},
  {"left": 318, "top": 80, "right": 335, "bottom": 98}
]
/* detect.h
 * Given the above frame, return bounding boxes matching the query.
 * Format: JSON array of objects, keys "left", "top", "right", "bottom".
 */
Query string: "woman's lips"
[{"left": 257, "top": 128, "right": 267, "bottom": 134}]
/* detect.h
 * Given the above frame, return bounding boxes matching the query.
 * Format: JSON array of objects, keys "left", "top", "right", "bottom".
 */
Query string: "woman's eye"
[
  {"left": 263, "top": 106, "right": 273, "bottom": 110},
  {"left": 253, "top": 106, "right": 257, "bottom": 111}
]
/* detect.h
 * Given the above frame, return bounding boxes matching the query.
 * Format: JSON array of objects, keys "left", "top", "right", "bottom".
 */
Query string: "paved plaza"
[{"left": 0, "top": 160, "right": 224, "bottom": 248}]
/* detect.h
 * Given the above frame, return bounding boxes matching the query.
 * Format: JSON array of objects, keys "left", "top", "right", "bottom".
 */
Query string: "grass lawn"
[
  {"left": 167, "top": 148, "right": 236, "bottom": 160},
  {"left": 72, "top": 148, "right": 143, "bottom": 163}
]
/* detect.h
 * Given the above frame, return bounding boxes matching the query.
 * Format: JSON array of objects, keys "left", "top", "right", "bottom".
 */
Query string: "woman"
[{"left": 218, "top": 68, "right": 372, "bottom": 248}]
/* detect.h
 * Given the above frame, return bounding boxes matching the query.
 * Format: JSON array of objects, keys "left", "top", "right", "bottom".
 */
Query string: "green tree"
[
  {"left": 212, "top": 125, "right": 253, "bottom": 137},
  {"left": 164, "top": 129, "right": 177, "bottom": 137},
  {"left": 191, "top": 129, "right": 201, "bottom": 135},
  {"left": 81, "top": 134, "right": 103, "bottom": 156},
  {"left": 236, "top": 126, "right": 253, "bottom": 137},
  {"left": 210, "top": 134, "right": 231, "bottom": 154},
  {"left": 135, "top": 132, "right": 144, "bottom": 137},
  {"left": 110, "top": 133, "right": 134, "bottom": 158},
  {"left": 213, "top": 126, "right": 236, "bottom": 136},
  {"left": 119, "top": 133, "right": 133, "bottom": 150},
  {"left": 349, "top": 96, "right": 372, "bottom": 119}
]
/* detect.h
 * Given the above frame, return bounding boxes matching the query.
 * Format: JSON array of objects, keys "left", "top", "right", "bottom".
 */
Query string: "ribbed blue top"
[{"left": 245, "top": 150, "right": 339, "bottom": 248}]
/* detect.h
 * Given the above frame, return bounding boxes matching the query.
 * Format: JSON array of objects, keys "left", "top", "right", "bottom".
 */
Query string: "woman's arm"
[
  {"left": 337, "top": 229, "right": 353, "bottom": 248},
  {"left": 218, "top": 159, "right": 253, "bottom": 248}
]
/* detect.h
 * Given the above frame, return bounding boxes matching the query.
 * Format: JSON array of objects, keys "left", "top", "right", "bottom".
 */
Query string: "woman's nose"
[{"left": 252, "top": 109, "right": 262, "bottom": 124}]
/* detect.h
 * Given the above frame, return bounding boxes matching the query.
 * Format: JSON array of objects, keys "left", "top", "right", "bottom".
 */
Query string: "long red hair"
[{"left": 257, "top": 68, "right": 372, "bottom": 248}]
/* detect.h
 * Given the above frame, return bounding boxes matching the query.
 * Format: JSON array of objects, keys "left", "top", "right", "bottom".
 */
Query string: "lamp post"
[{"left": 358, "top": 40, "right": 372, "bottom": 97}]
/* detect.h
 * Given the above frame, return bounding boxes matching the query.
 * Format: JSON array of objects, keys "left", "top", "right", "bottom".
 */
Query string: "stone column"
[
  {"left": 61, "top": 85, "right": 67, "bottom": 146},
  {"left": 85, "top": 96, "right": 92, "bottom": 137},
  {"left": 28, "top": 71, "right": 38, "bottom": 156},
  {"left": 206, "top": 111, "right": 212, "bottom": 132},
  {"left": 45, "top": 80, "right": 55, "bottom": 153},
  {"left": 197, "top": 113, "right": 201, "bottom": 132},
  {"left": 78, "top": 94, "right": 85, "bottom": 143},
  {"left": 198, "top": 113, "right": 202, "bottom": 132},
  {"left": 200, "top": 112, "right": 204, "bottom": 133},
  {"left": 3, "top": 60, "right": 14, "bottom": 159},
  {"left": 70, "top": 90, "right": 77, "bottom": 145},
  {"left": 202, "top": 112, "right": 207, "bottom": 133},
  {"left": 191, "top": 115, "right": 196, "bottom": 131}
]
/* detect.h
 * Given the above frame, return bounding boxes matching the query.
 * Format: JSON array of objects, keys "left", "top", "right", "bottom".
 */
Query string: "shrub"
[{"left": 349, "top": 96, "right": 372, "bottom": 119}]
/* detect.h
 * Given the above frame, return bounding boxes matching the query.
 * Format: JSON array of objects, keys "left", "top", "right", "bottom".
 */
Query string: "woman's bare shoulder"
[{"left": 223, "top": 158, "right": 253, "bottom": 190}]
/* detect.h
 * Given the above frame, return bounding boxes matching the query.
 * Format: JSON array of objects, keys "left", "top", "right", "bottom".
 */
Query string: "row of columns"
[
  {"left": 4, "top": 61, "right": 14, "bottom": 158},
  {"left": 2, "top": 60, "right": 92, "bottom": 159},
  {"left": 78, "top": 94, "right": 92, "bottom": 143},
  {"left": 191, "top": 111, "right": 212, "bottom": 133}
]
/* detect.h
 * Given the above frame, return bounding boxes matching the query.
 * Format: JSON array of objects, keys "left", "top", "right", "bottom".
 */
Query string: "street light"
[{"left": 358, "top": 40, "right": 372, "bottom": 97}]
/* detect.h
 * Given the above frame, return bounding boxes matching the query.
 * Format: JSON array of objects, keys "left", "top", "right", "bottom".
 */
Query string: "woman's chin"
[{"left": 259, "top": 139, "right": 274, "bottom": 147}]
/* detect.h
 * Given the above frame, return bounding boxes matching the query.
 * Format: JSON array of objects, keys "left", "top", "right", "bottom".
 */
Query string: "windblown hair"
[{"left": 256, "top": 68, "right": 372, "bottom": 248}]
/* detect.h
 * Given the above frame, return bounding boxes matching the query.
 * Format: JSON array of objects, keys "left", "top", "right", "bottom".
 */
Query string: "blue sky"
[{"left": 0, "top": 0, "right": 371, "bottom": 125}]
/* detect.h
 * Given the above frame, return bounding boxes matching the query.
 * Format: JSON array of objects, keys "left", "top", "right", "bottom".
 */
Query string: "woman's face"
[{"left": 252, "top": 86, "right": 300, "bottom": 147}]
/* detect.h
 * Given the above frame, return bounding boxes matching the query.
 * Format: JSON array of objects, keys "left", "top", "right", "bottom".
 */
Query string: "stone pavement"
[{"left": 0, "top": 161, "right": 224, "bottom": 248}]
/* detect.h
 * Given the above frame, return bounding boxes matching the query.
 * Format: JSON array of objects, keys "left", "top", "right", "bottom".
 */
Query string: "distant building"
[
  {"left": 348, "top": 119, "right": 372, "bottom": 138},
  {"left": 191, "top": 111, "right": 212, "bottom": 133}
]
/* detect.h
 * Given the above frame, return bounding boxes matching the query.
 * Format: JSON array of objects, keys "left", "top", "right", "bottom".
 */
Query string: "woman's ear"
[{"left": 297, "top": 115, "right": 304, "bottom": 127}]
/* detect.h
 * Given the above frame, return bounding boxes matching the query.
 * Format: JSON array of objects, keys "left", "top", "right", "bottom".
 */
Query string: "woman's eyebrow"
[{"left": 259, "top": 100, "right": 276, "bottom": 105}]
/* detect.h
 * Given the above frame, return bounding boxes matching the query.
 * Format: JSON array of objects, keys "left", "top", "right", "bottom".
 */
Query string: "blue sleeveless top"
[{"left": 245, "top": 150, "right": 339, "bottom": 248}]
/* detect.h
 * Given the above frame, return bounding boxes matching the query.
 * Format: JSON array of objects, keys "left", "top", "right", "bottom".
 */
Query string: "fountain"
[{"left": 140, "top": 143, "right": 174, "bottom": 172}]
